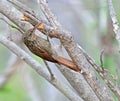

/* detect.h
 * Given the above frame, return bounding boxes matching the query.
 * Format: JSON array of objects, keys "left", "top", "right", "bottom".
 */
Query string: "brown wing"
[
  {"left": 23, "top": 31, "right": 80, "bottom": 72},
  {"left": 24, "top": 39, "right": 57, "bottom": 62}
]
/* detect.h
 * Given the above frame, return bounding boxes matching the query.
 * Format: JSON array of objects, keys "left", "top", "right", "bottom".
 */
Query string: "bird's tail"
[{"left": 56, "top": 57, "right": 81, "bottom": 72}]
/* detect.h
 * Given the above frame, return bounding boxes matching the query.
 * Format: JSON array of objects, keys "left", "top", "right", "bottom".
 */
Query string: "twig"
[
  {"left": 43, "top": 60, "right": 54, "bottom": 80},
  {"left": 0, "top": 15, "right": 24, "bottom": 88},
  {"left": 21, "top": 12, "right": 60, "bottom": 38},
  {"left": 0, "top": 35, "right": 83, "bottom": 101},
  {"left": 37, "top": 0, "right": 61, "bottom": 28},
  {"left": 77, "top": 44, "right": 120, "bottom": 100},
  {"left": 107, "top": 0, "right": 120, "bottom": 50},
  {"left": 7, "top": 0, "right": 36, "bottom": 18},
  {"left": 0, "top": 17, "right": 24, "bottom": 34},
  {"left": 100, "top": 49, "right": 104, "bottom": 67},
  {"left": 8, "top": 0, "right": 51, "bottom": 27},
  {"left": 100, "top": 49, "right": 105, "bottom": 71},
  {"left": 77, "top": 44, "right": 103, "bottom": 72}
]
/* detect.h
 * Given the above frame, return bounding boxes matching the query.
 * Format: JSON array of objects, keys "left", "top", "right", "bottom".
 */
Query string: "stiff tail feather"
[{"left": 56, "top": 57, "right": 80, "bottom": 71}]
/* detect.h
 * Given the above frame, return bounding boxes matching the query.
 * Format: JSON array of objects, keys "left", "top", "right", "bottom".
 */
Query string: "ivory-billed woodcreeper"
[{"left": 23, "top": 28, "right": 80, "bottom": 72}]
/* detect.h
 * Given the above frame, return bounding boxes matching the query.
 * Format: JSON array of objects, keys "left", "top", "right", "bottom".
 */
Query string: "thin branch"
[
  {"left": 43, "top": 60, "right": 54, "bottom": 79},
  {"left": 100, "top": 49, "right": 104, "bottom": 68},
  {"left": 107, "top": 0, "right": 120, "bottom": 50},
  {"left": 77, "top": 44, "right": 120, "bottom": 100},
  {"left": 0, "top": 17, "right": 24, "bottom": 34},
  {"left": 0, "top": 35, "right": 83, "bottom": 101},
  {"left": 7, "top": 0, "right": 50, "bottom": 26},
  {"left": 22, "top": 12, "right": 60, "bottom": 38},
  {"left": 7, "top": 0, "right": 36, "bottom": 17},
  {"left": 0, "top": 14, "right": 24, "bottom": 88},
  {"left": 77, "top": 44, "right": 103, "bottom": 72},
  {"left": 37, "top": 0, "right": 61, "bottom": 28}
]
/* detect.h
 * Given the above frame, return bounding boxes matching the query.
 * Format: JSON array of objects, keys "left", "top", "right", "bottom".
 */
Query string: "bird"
[{"left": 23, "top": 27, "right": 80, "bottom": 72}]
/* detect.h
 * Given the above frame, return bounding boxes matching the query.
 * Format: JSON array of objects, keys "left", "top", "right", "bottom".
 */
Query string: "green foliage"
[
  {"left": 0, "top": 74, "right": 31, "bottom": 101},
  {"left": 104, "top": 56, "right": 116, "bottom": 75}
]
